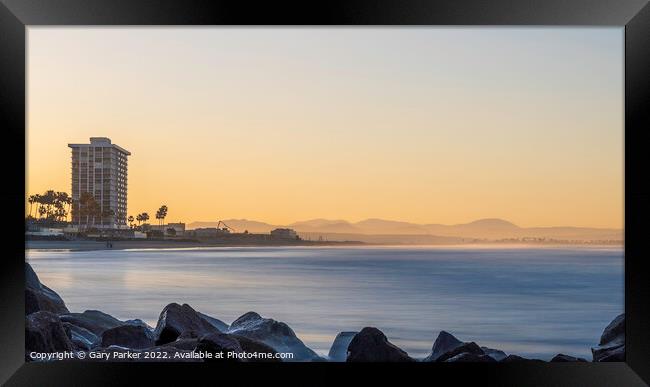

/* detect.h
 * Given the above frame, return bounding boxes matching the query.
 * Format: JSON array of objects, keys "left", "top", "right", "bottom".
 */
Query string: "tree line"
[
  {"left": 128, "top": 205, "right": 168, "bottom": 229},
  {"left": 27, "top": 191, "right": 72, "bottom": 222},
  {"left": 28, "top": 189, "right": 169, "bottom": 231}
]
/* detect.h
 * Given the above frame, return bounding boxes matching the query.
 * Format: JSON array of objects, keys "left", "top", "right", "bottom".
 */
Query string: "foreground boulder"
[
  {"left": 445, "top": 352, "right": 497, "bottom": 362},
  {"left": 423, "top": 331, "right": 464, "bottom": 362},
  {"left": 198, "top": 312, "right": 229, "bottom": 332},
  {"left": 550, "top": 354, "right": 588, "bottom": 362},
  {"left": 25, "top": 311, "right": 73, "bottom": 360},
  {"left": 481, "top": 346, "right": 508, "bottom": 362},
  {"left": 346, "top": 327, "right": 414, "bottom": 362},
  {"left": 195, "top": 332, "right": 281, "bottom": 362},
  {"left": 60, "top": 310, "right": 124, "bottom": 336},
  {"left": 592, "top": 314, "right": 625, "bottom": 362},
  {"left": 124, "top": 319, "right": 153, "bottom": 330},
  {"left": 328, "top": 331, "right": 358, "bottom": 362},
  {"left": 436, "top": 341, "right": 485, "bottom": 362},
  {"left": 25, "top": 263, "right": 68, "bottom": 315},
  {"left": 230, "top": 334, "right": 282, "bottom": 362},
  {"left": 424, "top": 331, "right": 509, "bottom": 363},
  {"left": 153, "top": 303, "right": 221, "bottom": 345},
  {"left": 227, "top": 311, "right": 321, "bottom": 361},
  {"left": 196, "top": 333, "right": 243, "bottom": 362},
  {"left": 63, "top": 322, "right": 100, "bottom": 351},
  {"left": 101, "top": 324, "right": 155, "bottom": 349}
]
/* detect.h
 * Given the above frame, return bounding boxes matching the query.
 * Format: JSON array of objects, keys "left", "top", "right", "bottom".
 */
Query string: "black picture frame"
[{"left": 1, "top": 0, "right": 648, "bottom": 385}]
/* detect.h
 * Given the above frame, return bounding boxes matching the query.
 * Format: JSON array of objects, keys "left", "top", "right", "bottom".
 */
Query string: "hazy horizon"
[
  {"left": 187, "top": 216, "right": 623, "bottom": 230},
  {"left": 27, "top": 27, "right": 623, "bottom": 228},
  {"left": 184, "top": 217, "right": 623, "bottom": 242}
]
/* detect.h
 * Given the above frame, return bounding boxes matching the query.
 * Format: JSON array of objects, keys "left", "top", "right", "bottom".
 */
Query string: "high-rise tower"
[{"left": 68, "top": 137, "right": 130, "bottom": 229}]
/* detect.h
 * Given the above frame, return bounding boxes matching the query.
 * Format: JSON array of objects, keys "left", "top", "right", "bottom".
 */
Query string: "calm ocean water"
[{"left": 26, "top": 246, "right": 623, "bottom": 360}]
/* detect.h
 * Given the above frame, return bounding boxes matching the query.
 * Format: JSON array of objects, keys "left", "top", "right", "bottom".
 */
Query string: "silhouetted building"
[
  {"left": 151, "top": 222, "right": 186, "bottom": 236},
  {"left": 188, "top": 228, "right": 218, "bottom": 238},
  {"left": 270, "top": 228, "right": 298, "bottom": 239},
  {"left": 68, "top": 137, "right": 131, "bottom": 228}
]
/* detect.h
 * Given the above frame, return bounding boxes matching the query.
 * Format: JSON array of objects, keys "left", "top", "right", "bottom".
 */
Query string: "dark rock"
[
  {"left": 445, "top": 352, "right": 497, "bottom": 362},
  {"left": 594, "top": 344, "right": 625, "bottom": 362},
  {"left": 60, "top": 310, "right": 123, "bottom": 336},
  {"left": 25, "top": 263, "right": 69, "bottom": 315},
  {"left": 198, "top": 312, "right": 229, "bottom": 332},
  {"left": 423, "top": 331, "right": 464, "bottom": 362},
  {"left": 124, "top": 319, "right": 153, "bottom": 330},
  {"left": 550, "top": 353, "right": 587, "bottom": 362},
  {"left": 25, "top": 311, "right": 73, "bottom": 360},
  {"left": 481, "top": 346, "right": 508, "bottom": 362},
  {"left": 599, "top": 314, "right": 625, "bottom": 346},
  {"left": 25, "top": 262, "right": 41, "bottom": 289},
  {"left": 592, "top": 314, "right": 625, "bottom": 362},
  {"left": 328, "top": 331, "right": 358, "bottom": 362},
  {"left": 196, "top": 333, "right": 244, "bottom": 362},
  {"left": 436, "top": 341, "right": 484, "bottom": 362},
  {"left": 422, "top": 331, "right": 507, "bottom": 362},
  {"left": 60, "top": 310, "right": 155, "bottom": 349},
  {"left": 153, "top": 303, "right": 220, "bottom": 345},
  {"left": 227, "top": 311, "right": 321, "bottom": 362},
  {"left": 500, "top": 354, "right": 544, "bottom": 363},
  {"left": 346, "top": 327, "right": 414, "bottom": 362},
  {"left": 229, "top": 335, "right": 280, "bottom": 362},
  {"left": 423, "top": 331, "right": 505, "bottom": 363},
  {"left": 25, "top": 289, "right": 41, "bottom": 316},
  {"left": 230, "top": 311, "right": 263, "bottom": 328},
  {"left": 195, "top": 332, "right": 282, "bottom": 363},
  {"left": 63, "top": 322, "right": 100, "bottom": 351},
  {"left": 101, "top": 324, "right": 155, "bottom": 349}
]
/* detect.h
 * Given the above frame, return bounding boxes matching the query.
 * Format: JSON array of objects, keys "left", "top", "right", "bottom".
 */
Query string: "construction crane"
[{"left": 216, "top": 220, "right": 236, "bottom": 233}]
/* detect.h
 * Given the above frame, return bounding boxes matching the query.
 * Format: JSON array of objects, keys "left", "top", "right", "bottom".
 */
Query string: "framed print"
[{"left": 1, "top": 0, "right": 649, "bottom": 385}]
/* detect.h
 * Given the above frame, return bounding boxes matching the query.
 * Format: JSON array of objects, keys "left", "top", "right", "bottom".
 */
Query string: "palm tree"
[
  {"left": 56, "top": 192, "right": 72, "bottom": 222},
  {"left": 27, "top": 195, "right": 36, "bottom": 218},
  {"left": 156, "top": 205, "right": 168, "bottom": 228},
  {"left": 53, "top": 193, "right": 64, "bottom": 222},
  {"left": 38, "top": 205, "right": 47, "bottom": 219},
  {"left": 42, "top": 190, "right": 57, "bottom": 220},
  {"left": 54, "top": 207, "right": 67, "bottom": 222},
  {"left": 128, "top": 215, "right": 134, "bottom": 228},
  {"left": 161, "top": 205, "right": 168, "bottom": 226},
  {"left": 33, "top": 194, "right": 43, "bottom": 219},
  {"left": 78, "top": 192, "right": 96, "bottom": 230},
  {"left": 141, "top": 212, "right": 150, "bottom": 224}
]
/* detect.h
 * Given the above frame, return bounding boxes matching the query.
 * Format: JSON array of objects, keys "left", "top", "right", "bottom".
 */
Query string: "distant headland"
[{"left": 185, "top": 217, "right": 622, "bottom": 246}]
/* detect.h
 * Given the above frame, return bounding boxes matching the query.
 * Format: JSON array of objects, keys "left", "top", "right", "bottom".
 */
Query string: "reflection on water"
[{"left": 26, "top": 246, "right": 623, "bottom": 360}]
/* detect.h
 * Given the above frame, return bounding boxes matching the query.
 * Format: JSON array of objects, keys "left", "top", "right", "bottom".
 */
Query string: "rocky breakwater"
[
  {"left": 25, "top": 263, "right": 321, "bottom": 362},
  {"left": 25, "top": 262, "right": 625, "bottom": 363}
]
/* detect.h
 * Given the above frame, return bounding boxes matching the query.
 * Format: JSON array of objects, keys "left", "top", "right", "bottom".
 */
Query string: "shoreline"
[
  {"left": 26, "top": 239, "right": 623, "bottom": 252},
  {"left": 25, "top": 239, "right": 366, "bottom": 252}
]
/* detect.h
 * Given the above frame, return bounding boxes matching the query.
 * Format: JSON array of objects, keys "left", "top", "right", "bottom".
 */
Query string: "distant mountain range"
[{"left": 187, "top": 218, "right": 622, "bottom": 243}]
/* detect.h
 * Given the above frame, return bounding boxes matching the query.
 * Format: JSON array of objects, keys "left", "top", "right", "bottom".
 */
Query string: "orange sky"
[{"left": 26, "top": 27, "right": 624, "bottom": 228}]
